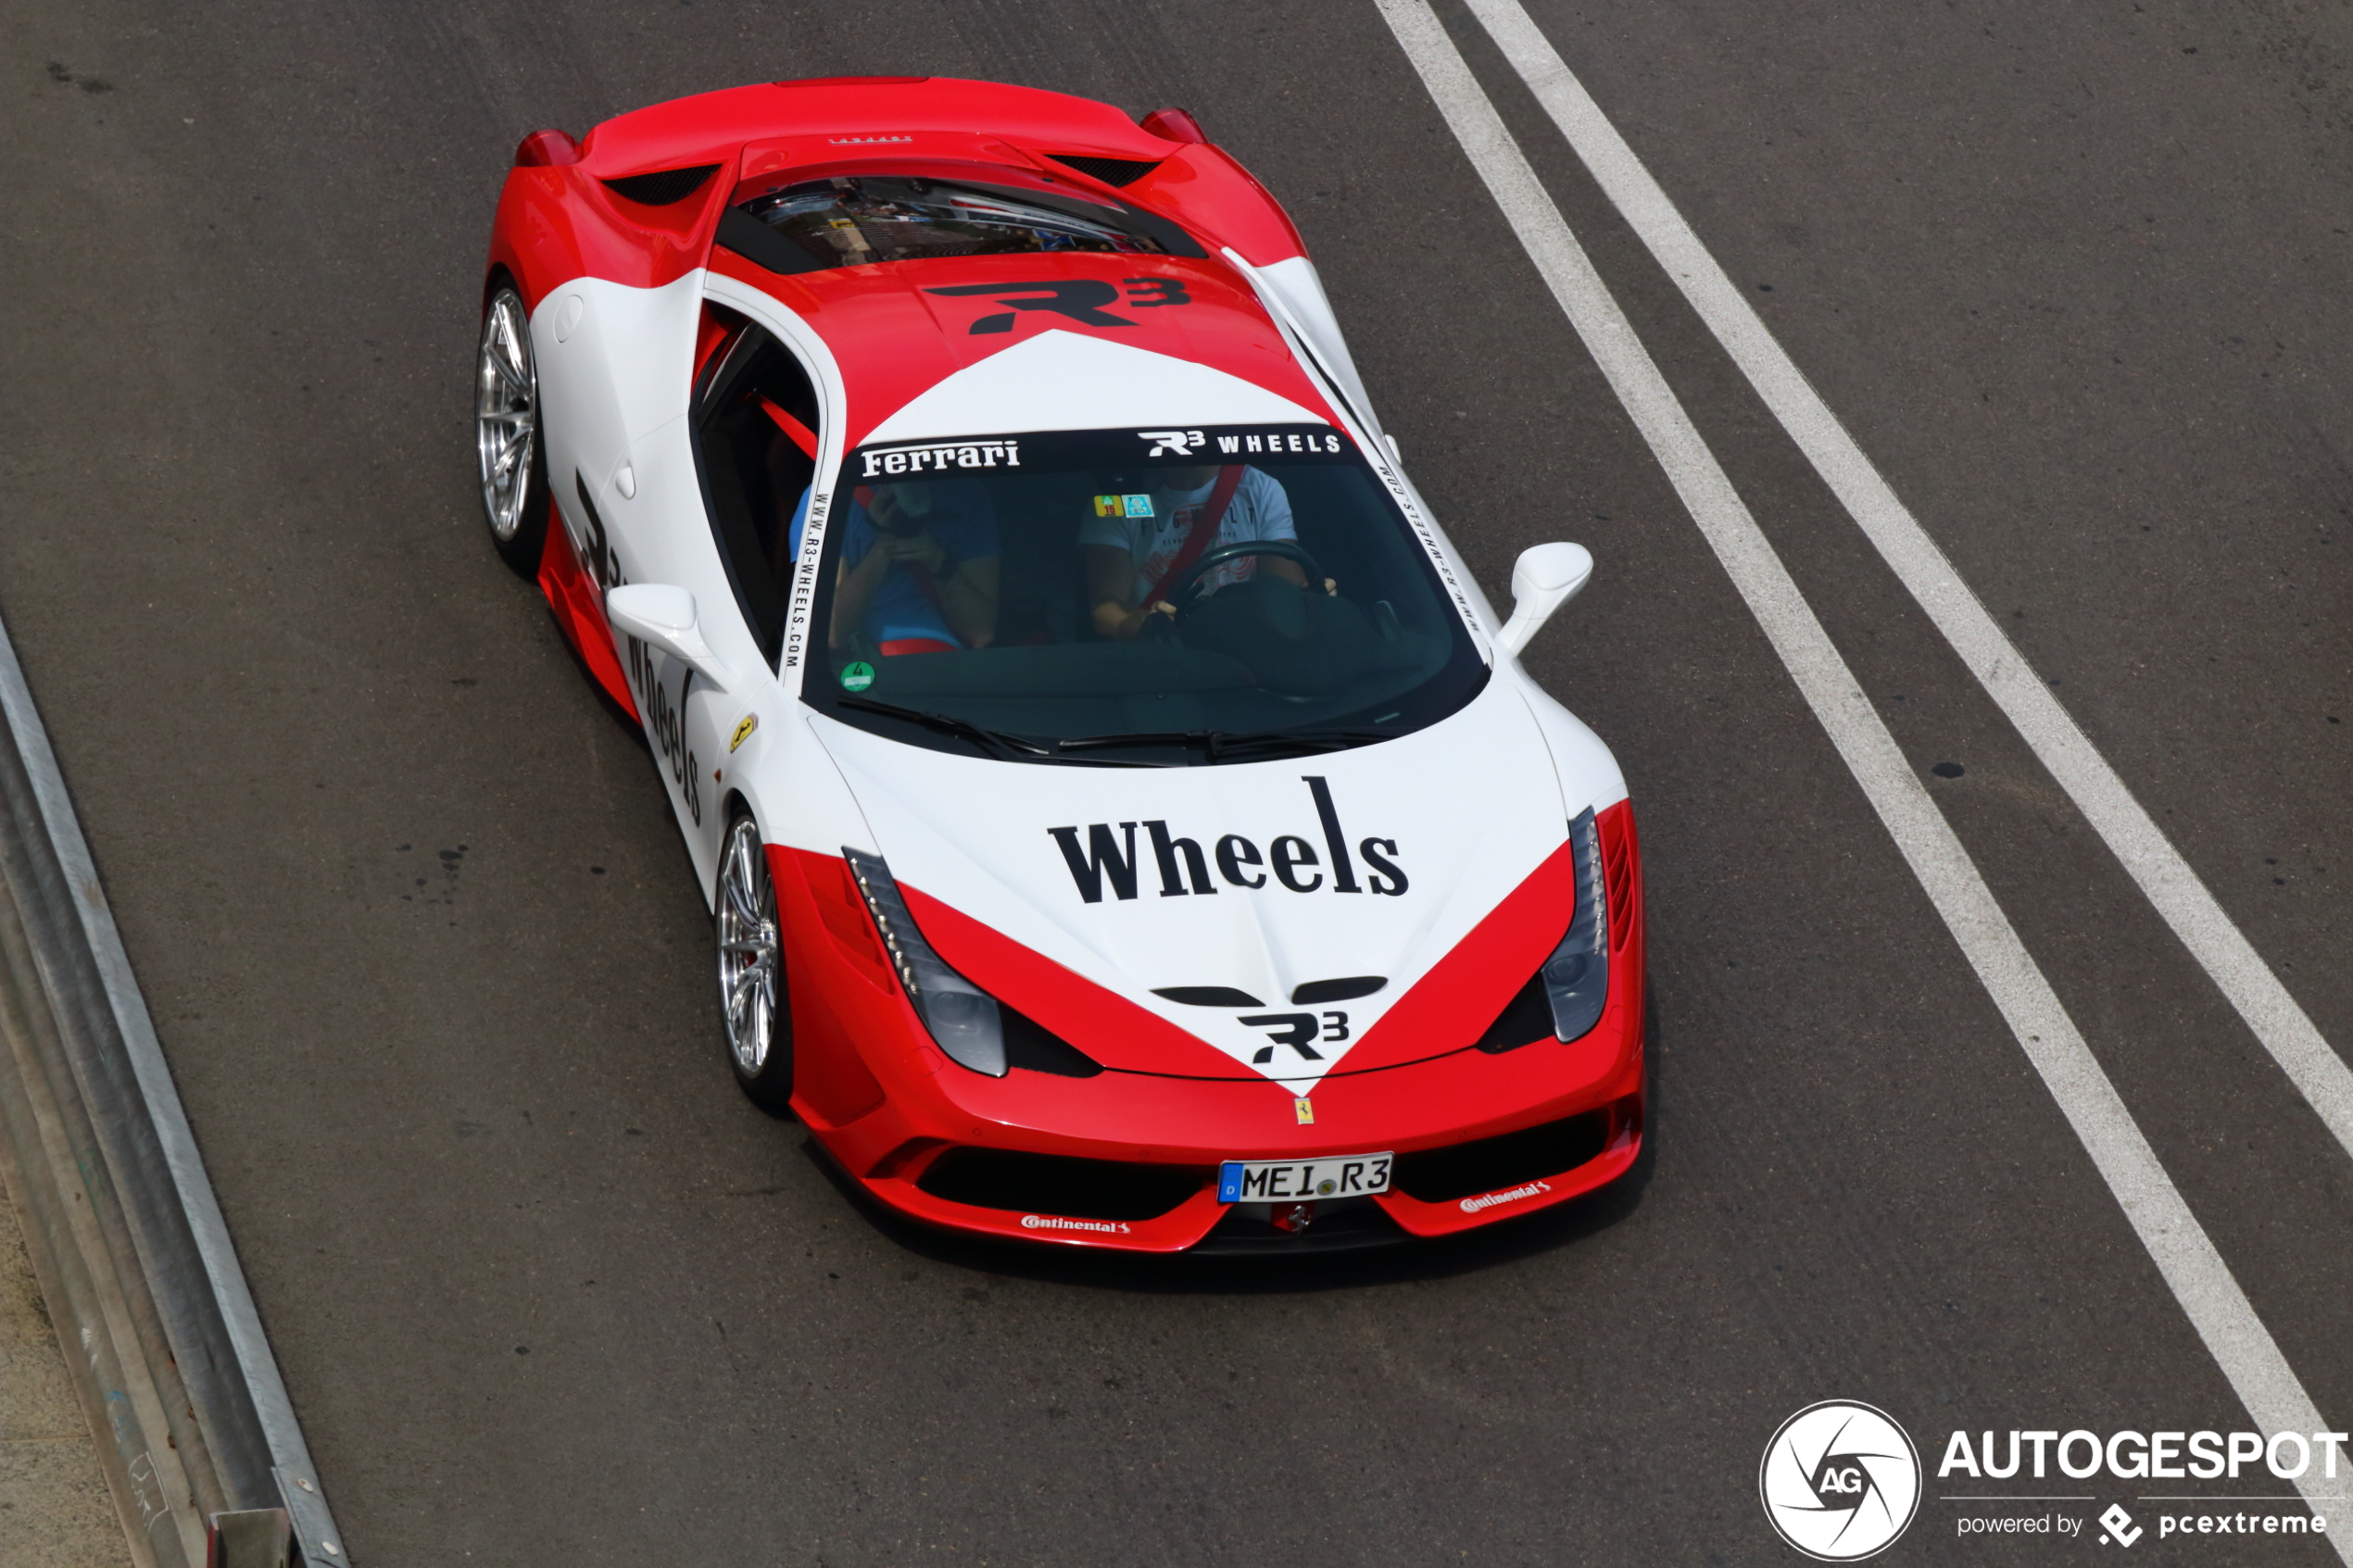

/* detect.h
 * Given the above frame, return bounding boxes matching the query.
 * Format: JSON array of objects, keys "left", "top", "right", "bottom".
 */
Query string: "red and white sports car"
[{"left": 475, "top": 76, "right": 1644, "bottom": 1252}]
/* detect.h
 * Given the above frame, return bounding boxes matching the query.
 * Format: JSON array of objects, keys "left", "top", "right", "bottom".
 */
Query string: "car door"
[{"left": 612, "top": 317, "right": 825, "bottom": 887}]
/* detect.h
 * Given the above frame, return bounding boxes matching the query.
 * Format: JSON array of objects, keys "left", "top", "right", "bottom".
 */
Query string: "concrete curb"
[{"left": 0, "top": 607, "right": 348, "bottom": 1568}]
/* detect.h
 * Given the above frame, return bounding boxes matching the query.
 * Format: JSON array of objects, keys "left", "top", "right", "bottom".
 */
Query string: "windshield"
[
  {"left": 790, "top": 424, "right": 1486, "bottom": 764},
  {"left": 739, "top": 176, "right": 1169, "bottom": 270}
]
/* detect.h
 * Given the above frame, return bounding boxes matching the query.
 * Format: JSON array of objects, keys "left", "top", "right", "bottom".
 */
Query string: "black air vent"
[
  {"left": 1047, "top": 153, "right": 1162, "bottom": 187},
  {"left": 602, "top": 164, "right": 721, "bottom": 206},
  {"left": 1291, "top": 976, "right": 1386, "bottom": 1005},
  {"left": 1390, "top": 1111, "right": 1610, "bottom": 1205},
  {"left": 1192, "top": 1197, "right": 1407, "bottom": 1255},
  {"left": 918, "top": 1149, "right": 1203, "bottom": 1222},
  {"left": 1002, "top": 1008, "right": 1102, "bottom": 1078},
  {"left": 1475, "top": 972, "right": 1552, "bottom": 1055},
  {"left": 1153, "top": 986, "right": 1265, "bottom": 1008}
]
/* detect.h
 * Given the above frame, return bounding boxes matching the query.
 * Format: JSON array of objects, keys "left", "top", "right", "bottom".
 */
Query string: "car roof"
[
  {"left": 551, "top": 77, "right": 1337, "bottom": 446},
  {"left": 709, "top": 237, "right": 1340, "bottom": 450}
]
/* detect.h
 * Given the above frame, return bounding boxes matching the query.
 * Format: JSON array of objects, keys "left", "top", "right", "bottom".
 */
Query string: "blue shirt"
[{"left": 791, "top": 483, "right": 1000, "bottom": 648}]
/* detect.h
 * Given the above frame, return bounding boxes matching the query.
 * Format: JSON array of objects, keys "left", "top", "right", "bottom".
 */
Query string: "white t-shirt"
[{"left": 1077, "top": 468, "right": 1296, "bottom": 605}]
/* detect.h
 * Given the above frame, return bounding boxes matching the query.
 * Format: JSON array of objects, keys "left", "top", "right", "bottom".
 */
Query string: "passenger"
[
  {"left": 792, "top": 480, "right": 1000, "bottom": 654},
  {"left": 1082, "top": 464, "right": 1309, "bottom": 641}
]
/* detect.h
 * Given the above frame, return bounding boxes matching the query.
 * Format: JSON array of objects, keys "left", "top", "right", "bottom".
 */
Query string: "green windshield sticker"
[{"left": 839, "top": 661, "right": 876, "bottom": 693}]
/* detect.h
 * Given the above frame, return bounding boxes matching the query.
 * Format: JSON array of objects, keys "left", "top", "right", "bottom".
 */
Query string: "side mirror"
[
  {"left": 1494, "top": 542, "right": 1593, "bottom": 658},
  {"left": 605, "top": 584, "right": 733, "bottom": 687}
]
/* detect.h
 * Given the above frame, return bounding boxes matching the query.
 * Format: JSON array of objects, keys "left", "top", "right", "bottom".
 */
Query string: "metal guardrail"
[{"left": 0, "top": 609, "right": 349, "bottom": 1568}]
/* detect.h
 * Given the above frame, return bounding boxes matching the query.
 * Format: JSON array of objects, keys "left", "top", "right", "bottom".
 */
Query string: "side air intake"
[
  {"left": 1047, "top": 154, "right": 1162, "bottom": 187},
  {"left": 917, "top": 1149, "right": 1202, "bottom": 1222},
  {"left": 602, "top": 164, "right": 721, "bottom": 207},
  {"left": 1390, "top": 1111, "right": 1611, "bottom": 1204}
]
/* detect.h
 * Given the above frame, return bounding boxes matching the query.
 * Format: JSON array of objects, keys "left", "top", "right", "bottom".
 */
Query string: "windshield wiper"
[
  {"left": 835, "top": 696, "right": 1051, "bottom": 759},
  {"left": 1053, "top": 727, "right": 1393, "bottom": 762},
  {"left": 1053, "top": 729, "right": 1214, "bottom": 754},
  {"left": 1203, "top": 727, "right": 1394, "bottom": 759}
]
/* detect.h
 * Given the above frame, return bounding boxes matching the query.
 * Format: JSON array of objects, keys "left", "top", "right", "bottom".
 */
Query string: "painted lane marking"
[
  {"left": 1372, "top": 3, "right": 2349, "bottom": 1553},
  {"left": 1458, "top": 0, "right": 2353, "bottom": 1170}
]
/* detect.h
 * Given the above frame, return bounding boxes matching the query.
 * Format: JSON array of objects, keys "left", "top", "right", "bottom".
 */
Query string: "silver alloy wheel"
[
  {"left": 474, "top": 288, "right": 538, "bottom": 543},
  {"left": 717, "top": 815, "right": 781, "bottom": 1076}
]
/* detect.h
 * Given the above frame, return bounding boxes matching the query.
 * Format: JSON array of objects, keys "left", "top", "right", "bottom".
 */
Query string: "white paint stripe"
[
  {"left": 1460, "top": 0, "right": 2353, "bottom": 1169},
  {"left": 1374, "top": 0, "right": 2349, "bottom": 1545}
]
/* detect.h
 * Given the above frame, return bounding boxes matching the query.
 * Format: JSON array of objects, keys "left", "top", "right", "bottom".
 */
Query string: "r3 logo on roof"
[{"left": 1048, "top": 776, "right": 1407, "bottom": 903}]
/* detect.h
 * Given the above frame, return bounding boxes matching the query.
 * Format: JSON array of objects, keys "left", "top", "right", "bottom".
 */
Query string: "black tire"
[
  {"left": 716, "top": 809, "right": 794, "bottom": 1114},
  {"left": 475, "top": 280, "right": 550, "bottom": 574}
]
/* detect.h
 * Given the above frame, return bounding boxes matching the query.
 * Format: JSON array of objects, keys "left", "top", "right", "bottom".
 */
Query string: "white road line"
[
  {"left": 1372, "top": 0, "right": 2349, "bottom": 1547},
  {"left": 1459, "top": 0, "right": 2353, "bottom": 1168}
]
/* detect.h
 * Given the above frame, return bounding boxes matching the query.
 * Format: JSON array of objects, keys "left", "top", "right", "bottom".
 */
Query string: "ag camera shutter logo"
[{"left": 1760, "top": 1400, "right": 1922, "bottom": 1560}]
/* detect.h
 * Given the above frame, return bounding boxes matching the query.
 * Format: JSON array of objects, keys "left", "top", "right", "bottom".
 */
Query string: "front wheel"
[
  {"left": 717, "top": 811, "right": 793, "bottom": 1114},
  {"left": 475, "top": 282, "right": 548, "bottom": 573}
]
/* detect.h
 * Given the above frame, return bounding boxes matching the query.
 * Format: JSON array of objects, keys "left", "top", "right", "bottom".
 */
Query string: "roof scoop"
[
  {"left": 602, "top": 165, "right": 720, "bottom": 206},
  {"left": 1047, "top": 153, "right": 1162, "bottom": 187}
]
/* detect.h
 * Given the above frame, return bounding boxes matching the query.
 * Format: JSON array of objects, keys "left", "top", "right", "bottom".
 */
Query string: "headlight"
[
  {"left": 1476, "top": 807, "right": 1610, "bottom": 1054},
  {"left": 1540, "top": 807, "right": 1610, "bottom": 1042},
  {"left": 843, "top": 847, "right": 1007, "bottom": 1076}
]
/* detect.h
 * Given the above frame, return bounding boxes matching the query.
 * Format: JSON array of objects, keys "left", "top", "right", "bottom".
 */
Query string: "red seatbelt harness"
[{"left": 1139, "top": 466, "right": 1246, "bottom": 602}]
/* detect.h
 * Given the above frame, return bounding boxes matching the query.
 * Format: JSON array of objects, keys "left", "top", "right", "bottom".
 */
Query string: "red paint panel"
[
  {"left": 1123, "top": 144, "right": 1307, "bottom": 266},
  {"left": 713, "top": 252, "right": 1333, "bottom": 451},
  {"left": 1376, "top": 1101, "right": 1643, "bottom": 1238},
  {"left": 534, "top": 506, "right": 638, "bottom": 721},
  {"left": 487, "top": 155, "right": 736, "bottom": 307},
  {"left": 1337, "top": 837, "right": 1579, "bottom": 1073},
  {"left": 769, "top": 846, "right": 905, "bottom": 1128},
  {"left": 901, "top": 884, "right": 1245, "bottom": 1080},
  {"left": 869, "top": 1178, "right": 1227, "bottom": 1253}
]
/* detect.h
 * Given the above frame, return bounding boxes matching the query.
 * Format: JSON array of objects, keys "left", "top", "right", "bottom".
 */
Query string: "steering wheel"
[{"left": 1156, "top": 540, "right": 1325, "bottom": 616}]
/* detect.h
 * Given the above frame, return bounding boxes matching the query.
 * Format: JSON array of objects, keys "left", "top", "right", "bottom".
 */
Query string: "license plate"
[{"left": 1217, "top": 1152, "right": 1392, "bottom": 1204}]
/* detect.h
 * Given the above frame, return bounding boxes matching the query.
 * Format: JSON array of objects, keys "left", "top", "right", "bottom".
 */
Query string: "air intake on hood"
[
  {"left": 1153, "top": 986, "right": 1265, "bottom": 1008},
  {"left": 1291, "top": 976, "right": 1386, "bottom": 1005},
  {"left": 1047, "top": 153, "right": 1162, "bottom": 187},
  {"left": 602, "top": 164, "right": 720, "bottom": 206}
]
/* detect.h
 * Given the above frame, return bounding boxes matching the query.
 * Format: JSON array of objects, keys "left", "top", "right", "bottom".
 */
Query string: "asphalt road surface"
[{"left": 3, "top": 0, "right": 2347, "bottom": 1562}]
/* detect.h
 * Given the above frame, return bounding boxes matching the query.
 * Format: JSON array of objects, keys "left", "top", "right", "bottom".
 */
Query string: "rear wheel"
[
  {"left": 475, "top": 282, "right": 548, "bottom": 573},
  {"left": 717, "top": 811, "right": 792, "bottom": 1114}
]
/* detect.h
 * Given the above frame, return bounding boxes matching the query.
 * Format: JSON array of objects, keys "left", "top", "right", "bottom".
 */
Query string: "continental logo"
[
  {"left": 1020, "top": 1215, "right": 1133, "bottom": 1235},
  {"left": 1460, "top": 1179, "right": 1552, "bottom": 1214}
]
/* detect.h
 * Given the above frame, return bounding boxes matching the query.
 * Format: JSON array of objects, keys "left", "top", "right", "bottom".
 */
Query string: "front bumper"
[{"left": 767, "top": 811, "right": 1649, "bottom": 1252}]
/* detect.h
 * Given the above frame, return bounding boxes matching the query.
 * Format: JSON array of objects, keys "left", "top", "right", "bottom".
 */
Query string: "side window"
[{"left": 692, "top": 317, "right": 821, "bottom": 665}]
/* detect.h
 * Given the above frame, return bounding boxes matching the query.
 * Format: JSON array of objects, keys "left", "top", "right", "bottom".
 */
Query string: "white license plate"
[{"left": 1217, "top": 1152, "right": 1393, "bottom": 1204}]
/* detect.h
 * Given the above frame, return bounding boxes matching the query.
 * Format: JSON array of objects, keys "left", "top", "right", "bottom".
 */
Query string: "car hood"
[{"left": 809, "top": 679, "right": 1617, "bottom": 1091}]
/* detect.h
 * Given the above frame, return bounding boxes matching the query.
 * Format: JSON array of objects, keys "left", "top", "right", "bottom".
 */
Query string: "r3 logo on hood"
[{"left": 1048, "top": 777, "right": 1406, "bottom": 904}]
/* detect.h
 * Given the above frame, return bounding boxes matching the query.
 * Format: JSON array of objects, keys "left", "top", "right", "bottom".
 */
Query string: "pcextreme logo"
[{"left": 1761, "top": 1400, "right": 1923, "bottom": 1561}]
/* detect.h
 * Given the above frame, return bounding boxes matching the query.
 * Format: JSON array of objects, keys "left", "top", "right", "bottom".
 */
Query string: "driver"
[{"left": 1081, "top": 464, "right": 1308, "bottom": 640}]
